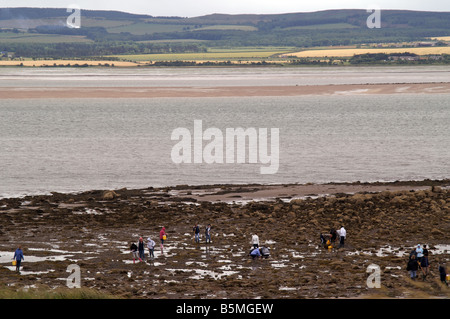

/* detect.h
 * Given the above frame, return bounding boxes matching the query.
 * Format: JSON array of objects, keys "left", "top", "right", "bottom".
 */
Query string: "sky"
[{"left": 1, "top": 1, "right": 449, "bottom": 17}]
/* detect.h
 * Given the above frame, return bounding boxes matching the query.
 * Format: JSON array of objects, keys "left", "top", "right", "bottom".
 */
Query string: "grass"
[
  {"left": 110, "top": 46, "right": 297, "bottom": 62},
  {"left": 0, "top": 287, "right": 117, "bottom": 299},
  {"left": 0, "top": 32, "right": 93, "bottom": 43},
  {"left": 282, "top": 23, "right": 359, "bottom": 30},
  {"left": 289, "top": 46, "right": 450, "bottom": 58},
  {"left": 107, "top": 22, "right": 188, "bottom": 35},
  {"left": 194, "top": 25, "right": 257, "bottom": 31}
]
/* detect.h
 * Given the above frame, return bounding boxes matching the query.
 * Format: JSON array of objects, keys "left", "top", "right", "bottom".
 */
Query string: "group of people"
[
  {"left": 407, "top": 244, "right": 430, "bottom": 280},
  {"left": 407, "top": 243, "right": 448, "bottom": 286},
  {"left": 192, "top": 223, "right": 212, "bottom": 244},
  {"left": 320, "top": 226, "right": 347, "bottom": 250},
  {"left": 249, "top": 234, "right": 270, "bottom": 259},
  {"left": 130, "top": 227, "right": 166, "bottom": 263}
]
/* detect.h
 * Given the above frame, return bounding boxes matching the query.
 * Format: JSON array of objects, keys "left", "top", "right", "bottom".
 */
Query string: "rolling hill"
[{"left": 0, "top": 7, "right": 449, "bottom": 60}]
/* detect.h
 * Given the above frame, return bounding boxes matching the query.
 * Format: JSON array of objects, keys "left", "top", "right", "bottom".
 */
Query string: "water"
[
  {"left": 0, "top": 67, "right": 449, "bottom": 198},
  {"left": 1, "top": 65, "right": 449, "bottom": 87}
]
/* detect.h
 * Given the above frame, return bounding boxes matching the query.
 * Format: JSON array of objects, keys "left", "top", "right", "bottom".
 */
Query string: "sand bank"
[{"left": 1, "top": 82, "right": 450, "bottom": 99}]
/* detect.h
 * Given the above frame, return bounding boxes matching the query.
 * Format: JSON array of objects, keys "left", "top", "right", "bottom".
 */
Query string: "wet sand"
[
  {"left": 0, "top": 179, "right": 449, "bottom": 299},
  {"left": 1, "top": 82, "right": 450, "bottom": 99}
]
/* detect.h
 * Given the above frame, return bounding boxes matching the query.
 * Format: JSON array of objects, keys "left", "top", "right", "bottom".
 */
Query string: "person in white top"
[
  {"left": 251, "top": 234, "right": 259, "bottom": 249},
  {"left": 338, "top": 226, "right": 346, "bottom": 248}
]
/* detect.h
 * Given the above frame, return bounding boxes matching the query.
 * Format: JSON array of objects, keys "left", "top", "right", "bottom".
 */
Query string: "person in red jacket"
[{"left": 159, "top": 227, "right": 166, "bottom": 254}]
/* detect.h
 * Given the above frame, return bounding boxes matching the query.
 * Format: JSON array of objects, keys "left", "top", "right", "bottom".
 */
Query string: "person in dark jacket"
[
  {"left": 421, "top": 244, "right": 429, "bottom": 275},
  {"left": 130, "top": 242, "right": 142, "bottom": 263},
  {"left": 329, "top": 229, "right": 337, "bottom": 244},
  {"left": 438, "top": 262, "right": 448, "bottom": 286},
  {"left": 13, "top": 246, "right": 24, "bottom": 272},
  {"left": 193, "top": 224, "right": 200, "bottom": 243},
  {"left": 138, "top": 237, "right": 145, "bottom": 261},
  {"left": 407, "top": 255, "right": 419, "bottom": 280}
]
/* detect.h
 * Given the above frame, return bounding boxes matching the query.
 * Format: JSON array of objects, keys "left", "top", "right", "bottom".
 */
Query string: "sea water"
[{"left": 0, "top": 67, "right": 449, "bottom": 197}]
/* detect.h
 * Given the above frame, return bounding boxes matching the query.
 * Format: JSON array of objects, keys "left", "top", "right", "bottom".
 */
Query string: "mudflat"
[{"left": 1, "top": 82, "right": 450, "bottom": 99}]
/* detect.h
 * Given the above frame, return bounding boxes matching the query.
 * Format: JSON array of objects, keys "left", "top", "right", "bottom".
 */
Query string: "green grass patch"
[
  {"left": 193, "top": 25, "right": 257, "bottom": 31},
  {"left": 107, "top": 22, "right": 188, "bottom": 35},
  {"left": 282, "top": 23, "right": 359, "bottom": 30},
  {"left": 110, "top": 46, "right": 298, "bottom": 61},
  {"left": 0, "top": 32, "right": 93, "bottom": 43}
]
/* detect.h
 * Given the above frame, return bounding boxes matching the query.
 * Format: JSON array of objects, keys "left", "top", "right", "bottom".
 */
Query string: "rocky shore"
[{"left": 0, "top": 179, "right": 449, "bottom": 299}]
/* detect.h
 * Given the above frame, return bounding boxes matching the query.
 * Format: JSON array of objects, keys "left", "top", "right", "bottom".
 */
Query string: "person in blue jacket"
[
  {"left": 249, "top": 247, "right": 261, "bottom": 260},
  {"left": 13, "top": 246, "right": 24, "bottom": 272}
]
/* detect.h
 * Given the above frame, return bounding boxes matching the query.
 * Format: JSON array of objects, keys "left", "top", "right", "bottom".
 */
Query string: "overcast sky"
[{"left": 1, "top": 1, "right": 449, "bottom": 17}]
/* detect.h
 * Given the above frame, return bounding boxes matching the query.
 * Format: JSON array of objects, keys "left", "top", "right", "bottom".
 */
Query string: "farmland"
[
  {"left": 288, "top": 46, "right": 450, "bottom": 58},
  {"left": 110, "top": 46, "right": 296, "bottom": 62},
  {"left": 1, "top": 8, "right": 450, "bottom": 65}
]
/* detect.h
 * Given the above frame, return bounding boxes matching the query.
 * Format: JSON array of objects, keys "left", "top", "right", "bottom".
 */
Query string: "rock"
[{"left": 103, "top": 190, "right": 119, "bottom": 200}]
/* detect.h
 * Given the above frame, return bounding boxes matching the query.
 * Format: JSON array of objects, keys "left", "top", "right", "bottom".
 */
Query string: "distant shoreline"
[
  {"left": 2, "top": 179, "right": 449, "bottom": 202},
  {"left": 1, "top": 82, "right": 450, "bottom": 99}
]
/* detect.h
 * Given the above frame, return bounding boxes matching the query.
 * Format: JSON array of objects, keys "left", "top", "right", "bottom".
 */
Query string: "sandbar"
[{"left": 1, "top": 82, "right": 450, "bottom": 99}]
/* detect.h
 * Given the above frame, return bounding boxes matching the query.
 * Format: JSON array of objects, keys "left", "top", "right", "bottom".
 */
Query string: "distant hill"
[{"left": 1, "top": 7, "right": 449, "bottom": 59}]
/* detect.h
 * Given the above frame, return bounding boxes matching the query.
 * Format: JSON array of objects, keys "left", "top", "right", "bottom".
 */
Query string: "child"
[
  {"left": 130, "top": 242, "right": 140, "bottom": 263},
  {"left": 147, "top": 237, "right": 155, "bottom": 259}
]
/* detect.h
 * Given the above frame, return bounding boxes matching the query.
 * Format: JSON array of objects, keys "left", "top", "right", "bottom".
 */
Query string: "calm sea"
[{"left": 0, "top": 67, "right": 449, "bottom": 197}]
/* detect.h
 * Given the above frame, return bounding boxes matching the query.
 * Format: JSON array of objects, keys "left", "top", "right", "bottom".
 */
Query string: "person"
[
  {"left": 13, "top": 246, "right": 24, "bottom": 272},
  {"left": 138, "top": 237, "right": 145, "bottom": 261},
  {"left": 330, "top": 228, "right": 337, "bottom": 244},
  {"left": 337, "top": 226, "right": 346, "bottom": 248},
  {"left": 320, "top": 233, "right": 326, "bottom": 246},
  {"left": 438, "top": 262, "right": 448, "bottom": 286},
  {"left": 415, "top": 244, "right": 424, "bottom": 263},
  {"left": 205, "top": 224, "right": 212, "bottom": 244},
  {"left": 409, "top": 247, "right": 417, "bottom": 260},
  {"left": 249, "top": 247, "right": 261, "bottom": 260},
  {"left": 130, "top": 242, "right": 140, "bottom": 263},
  {"left": 260, "top": 246, "right": 270, "bottom": 259},
  {"left": 160, "top": 227, "right": 166, "bottom": 253},
  {"left": 421, "top": 244, "right": 429, "bottom": 275},
  {"left": 147, "top": 237, "right": 155, "bottom": 259},
  {"left": 193, "top": 224, "right": 200, "bottom": 243},
  {"left": 407, "top": 254, "right": 419, "bottom": 280},
  {"left": 251, "top": 234, "right": 259, "bottom": 249}
]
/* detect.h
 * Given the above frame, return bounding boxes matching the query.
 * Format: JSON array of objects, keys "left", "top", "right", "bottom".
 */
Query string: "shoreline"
[
  {"left": 1, "top": 82, "right": 450, "bottom": 99},
  {"left": 2, "top": 178, "right": 449, "bottom": 202}
]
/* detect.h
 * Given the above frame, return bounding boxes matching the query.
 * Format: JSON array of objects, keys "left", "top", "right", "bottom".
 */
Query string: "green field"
[
  {"left": 107, "top": 22, "right": 189, "bottom": 35},
  {"left": 0, "top": 32, "right": 93, "bottom": 43},
  {"left": 194, "top": 25, "right": 257, "bottom": 31},
  {"left": 110, "top": 46, "right": 297, "bottom": 62},
  {"left": 282, "top": 23, "right": 359, "bottom": 30}
]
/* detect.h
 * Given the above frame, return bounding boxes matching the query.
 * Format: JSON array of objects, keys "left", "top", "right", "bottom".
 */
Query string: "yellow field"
[
  {"left": 289, "top": 47, "right": 450, "bottom": 58},
  {"left": 431, "top": 36, "right": 450, "bottom": 41},
  {"left": 0, "top": 60, "right": 139, "bottom": 67}
]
